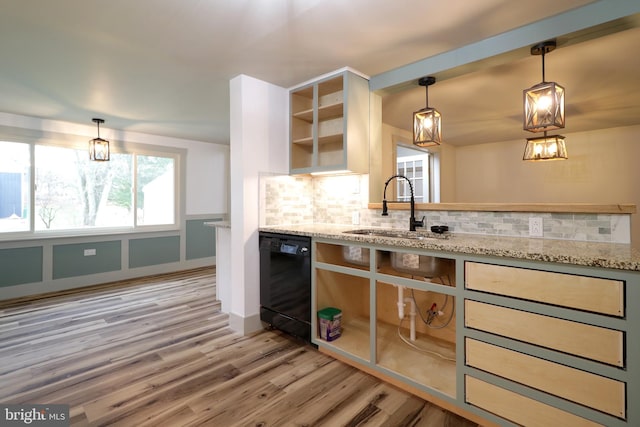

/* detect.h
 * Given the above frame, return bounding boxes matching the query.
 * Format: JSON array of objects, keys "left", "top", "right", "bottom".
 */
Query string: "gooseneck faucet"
[{"left": 381, "top": 174, "right": 425, "bottom": 231}]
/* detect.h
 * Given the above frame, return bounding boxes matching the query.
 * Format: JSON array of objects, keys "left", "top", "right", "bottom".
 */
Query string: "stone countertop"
[{"left": 260, "top": 224, "right": 640, "bottom": 271}]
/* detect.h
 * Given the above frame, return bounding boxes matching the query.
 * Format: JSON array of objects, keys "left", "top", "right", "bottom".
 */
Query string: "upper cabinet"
[{"left": 290, "top": 70, "right": 370, "bottom": 175}]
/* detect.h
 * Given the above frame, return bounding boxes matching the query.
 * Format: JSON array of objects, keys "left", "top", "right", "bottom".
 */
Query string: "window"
[
  {"left": 0, "top": 138, "right": 178, "bottom": 237},
  {"left": 396, "top": 145, "right": 430, "bottom": 203}
]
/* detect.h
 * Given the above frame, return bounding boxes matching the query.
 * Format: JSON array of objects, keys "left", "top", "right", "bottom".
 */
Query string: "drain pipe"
[
  {"left": 397, "top": 285, "right": 405, "bottom": 319},
  {"left": 405, "top": 297, "right": 417, "bottom": 341},
  {"left": 397, "top": 285, "right": 417, "bottom": 341}
]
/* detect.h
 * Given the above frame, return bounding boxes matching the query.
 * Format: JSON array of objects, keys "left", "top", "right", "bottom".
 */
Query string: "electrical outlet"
[
  {"left": 529, "top": 217, "right": 543, "bottom": 237},
  {"left": 351, "top": 211, "right": 360, "bottom": 225}
]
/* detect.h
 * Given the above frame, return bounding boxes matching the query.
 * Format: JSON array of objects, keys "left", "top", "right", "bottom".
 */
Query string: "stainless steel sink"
[
  {"left": 343, "top": 229, "right": 448, "bottom": 240},
  {"left": 390, "top": 252, "right": 454, "bottom": 278}
]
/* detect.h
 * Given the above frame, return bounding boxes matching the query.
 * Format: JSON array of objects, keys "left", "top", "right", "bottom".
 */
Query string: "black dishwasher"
[{"left": 259, "top": 232, "right": 311, "bottom": 342}]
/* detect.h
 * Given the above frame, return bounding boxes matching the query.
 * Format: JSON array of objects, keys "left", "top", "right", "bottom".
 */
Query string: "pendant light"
[
  {"left": 89, "top": 118, "right": 110, "bottom": 161},
  {"left": 523, "top": 40, "right": 567, "bottom": 161},
  {"left": 523, "top": 132, "right": 567, "bottom": 161},
  {"left": 413, "top": 76, "right": 441, "bottom": 147}
]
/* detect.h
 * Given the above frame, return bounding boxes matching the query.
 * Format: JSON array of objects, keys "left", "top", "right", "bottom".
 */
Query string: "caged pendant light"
[
  {"left": 89, "top": 118, "right": 110, "bottom": 161},
  {"left": 523, "top": 132, "right": 567, "bottom": 161},
  {"left": 413, "top": 76, "right": 441, "bottom": 147},
  {"left": 523, "top": 40, "right": 567, "bottom": 161}
]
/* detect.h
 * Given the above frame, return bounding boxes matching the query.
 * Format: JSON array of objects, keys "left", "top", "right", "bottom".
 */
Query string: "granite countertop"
[{"left": 260, "top": 224, "right": 640, "bottom": 271}]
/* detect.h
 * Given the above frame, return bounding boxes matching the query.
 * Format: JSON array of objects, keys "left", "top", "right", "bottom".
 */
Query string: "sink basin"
[
  {"left": 391, "top": 252, "right": 454, "bottom": 279},
  {"left": 343, "top": 229, "right": 448, "bottom": 240}
]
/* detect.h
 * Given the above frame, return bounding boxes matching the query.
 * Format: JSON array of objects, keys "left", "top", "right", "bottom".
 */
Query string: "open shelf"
[{"left": 289, "top": 70, "right": 368, "bottom": 174}]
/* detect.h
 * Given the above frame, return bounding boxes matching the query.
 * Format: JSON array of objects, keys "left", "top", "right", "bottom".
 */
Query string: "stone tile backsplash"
[{"left": 260, "top": 173, "right": 631, "bottom": 244}]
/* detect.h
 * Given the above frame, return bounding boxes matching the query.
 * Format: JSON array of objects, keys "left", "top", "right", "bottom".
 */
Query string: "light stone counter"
[{"left": 260, "top": 223, "right": 640, "bottom": 271}]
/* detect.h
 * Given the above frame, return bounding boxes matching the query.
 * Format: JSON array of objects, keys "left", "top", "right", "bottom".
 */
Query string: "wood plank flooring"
[{"left": 0, "top": 267, "right": 478, "bottom": 427}]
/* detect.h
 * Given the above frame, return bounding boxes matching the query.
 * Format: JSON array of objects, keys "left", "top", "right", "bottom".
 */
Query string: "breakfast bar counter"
[{"left": 259, "top": 223, "right": 640, "bottom": 271}]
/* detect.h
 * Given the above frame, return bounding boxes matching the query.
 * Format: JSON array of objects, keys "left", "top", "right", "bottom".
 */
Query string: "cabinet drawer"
[
  {"left": 465, "top": 300, "right": 624, "bottom": 367},
  {"left": 465, "top": 376, "right": 602, "bottom": 427},
  {"left": 465, "top": 338, "right": 625, "bottom": 418},
  {"left": 465, "top": 262, "right": 624, "bottom": 317}
]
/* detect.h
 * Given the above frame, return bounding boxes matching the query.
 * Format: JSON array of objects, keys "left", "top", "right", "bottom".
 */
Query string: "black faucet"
[{"left": 381, "top": 174, "right": 425, "bottom": 231}]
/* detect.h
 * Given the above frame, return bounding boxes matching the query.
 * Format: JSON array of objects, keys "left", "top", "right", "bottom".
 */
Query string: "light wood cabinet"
[
  {"left": 465, "top": 262, "right": 624, "bottom": 316},
  {"left": 310, "top": 238, "right": 639, "bottom": 426},
  {"left": 465, "top": 338, "right": 625, "bottom": 418},
  {"left": 464, "top": 300, "right": 624, "bottom": 366},
  {"left": 465, "top": 376, "right": 602, "bottom": 427},
  {"left": 464, "top": 260, "right": 633, "bottom": 426},
  {"left": 290, "top": 70, "right": 369, "bottom": 174}
]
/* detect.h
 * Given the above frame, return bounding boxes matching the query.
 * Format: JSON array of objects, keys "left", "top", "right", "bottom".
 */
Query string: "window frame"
[
  {"left": 394, "top": 140, "right": 439, "bottom": 203},
  {"left": 0, "top": 128, "right": 183, "bottom": 242}
]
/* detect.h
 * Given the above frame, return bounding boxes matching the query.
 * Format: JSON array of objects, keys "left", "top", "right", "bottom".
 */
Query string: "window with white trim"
[
  {"left": 0, "top": 139, "right": 178, "bottom": 236},
  {"left": 396, "top": 145, "right": 430, "bottom": 203}
]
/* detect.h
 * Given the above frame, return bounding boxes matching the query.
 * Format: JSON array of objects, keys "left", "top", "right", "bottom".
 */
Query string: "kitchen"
[{"left": 1, "top": 1, "right": 640, "bottom": 426}]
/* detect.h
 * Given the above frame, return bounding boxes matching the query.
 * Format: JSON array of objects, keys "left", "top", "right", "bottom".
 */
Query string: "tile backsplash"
[{"left": 260, "top": 173, "right": 631, "bottom": 244}]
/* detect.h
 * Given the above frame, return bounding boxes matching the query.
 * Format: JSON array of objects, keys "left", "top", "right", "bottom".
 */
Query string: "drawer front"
[
  {"left": 465, "top": 338, "right": 625, "bottom": 418},
  {"left": 465, "top": 300, "right": 624, "bottom": 367},
  {"left": 465, "top": 262, "right": 624, "bottom": 317},
  {"left": 465, "top": 376, "right": 603, "bottom": 427}
]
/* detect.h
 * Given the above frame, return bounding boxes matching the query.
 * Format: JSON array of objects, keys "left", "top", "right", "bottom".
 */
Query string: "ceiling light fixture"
[
  {"left": 523, "top": 132, "right": 567, "bottom": 161},
  {"left": 413, "top": 76, "right": 441, "bottom": 147},
  {"left": 523, "top": 40, "right": 567, "bottom": 161},
  {"left": 89, "top": 118, "right": 110, "bottom": 161}
]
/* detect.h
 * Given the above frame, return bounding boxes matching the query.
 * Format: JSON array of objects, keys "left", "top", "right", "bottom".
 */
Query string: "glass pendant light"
[{"left": 413, "top": 76, "right": 441, "bottom": 147}]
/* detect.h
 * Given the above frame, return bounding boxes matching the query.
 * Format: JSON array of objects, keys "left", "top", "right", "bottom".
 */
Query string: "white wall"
[{"left": 228, "top": 74, "right": 288, "bottom": 334}]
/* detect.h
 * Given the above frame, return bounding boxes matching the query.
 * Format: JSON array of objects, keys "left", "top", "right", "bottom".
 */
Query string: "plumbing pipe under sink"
[{"left": 396, "top": 285, "right": 416, "bottom": 341}]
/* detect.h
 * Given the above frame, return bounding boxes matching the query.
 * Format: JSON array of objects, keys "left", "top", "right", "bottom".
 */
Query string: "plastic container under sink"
[{"left": 390, "top": 252, "right": 454, "bottom": 279}]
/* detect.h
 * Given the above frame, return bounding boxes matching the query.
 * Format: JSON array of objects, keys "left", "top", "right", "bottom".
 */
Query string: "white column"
[{"left": 227, "top": 74, "right": 288, "bottom": 334}]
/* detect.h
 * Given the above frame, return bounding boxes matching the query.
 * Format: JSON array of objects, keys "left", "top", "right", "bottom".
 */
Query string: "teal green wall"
[
  {"left": 186, "top": 219, "right": 217, "bottom": 260},
  {"left": 0, "top": 246, "right": 43, "bottom": 287},
  {"left": 129, "top": 235, "right": 180, "bottom": 268},
  {"left": 1, "top": 217, "right": 219, "bottom": 294},
  {"left": 53, "top": 241, "right": 121, "bottom": 279}
]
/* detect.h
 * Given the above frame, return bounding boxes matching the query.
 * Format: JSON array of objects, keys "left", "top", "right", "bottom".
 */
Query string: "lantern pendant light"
[
  {"left": 413, "top": 76, "right": 442, "bottom": 147},
  {"left": 89, "top": 118, "right": 110, "bottom": 161},
  {"left": 523, "top": 40, "right": 565, "bottom": 132},
  {"left": 523, "top": 40, "right": 567, "bottom": 161},
  {"left": 523, "top": 131, "right": 567, "bottom": 161}
]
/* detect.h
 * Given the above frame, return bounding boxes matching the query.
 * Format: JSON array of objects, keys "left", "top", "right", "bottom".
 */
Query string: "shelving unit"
[{"left": 290, "top": 70, "right": 369, "bottom": 174}]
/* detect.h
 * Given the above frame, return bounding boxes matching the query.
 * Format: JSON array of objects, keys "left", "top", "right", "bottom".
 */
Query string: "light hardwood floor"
[{"left": 0, "top": 267, "right": 478, "bottom": 427}]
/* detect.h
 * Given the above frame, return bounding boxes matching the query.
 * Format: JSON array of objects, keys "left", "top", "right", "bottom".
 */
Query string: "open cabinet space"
[
  {"left": 315, "top": 269, "right": 370, "bottom": 361},
  {"left": 376, "top": 281, "right": 457, "bottom": 397}
]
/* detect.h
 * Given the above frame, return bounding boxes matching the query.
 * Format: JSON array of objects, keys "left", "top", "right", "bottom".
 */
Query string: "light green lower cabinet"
[{"left": 312, "top": 238, "right": 639, "bottom": 427}]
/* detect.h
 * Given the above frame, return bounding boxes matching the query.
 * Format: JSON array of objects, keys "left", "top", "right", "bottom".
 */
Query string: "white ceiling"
[{"left": 1, "top": 1, "right": 637, "bottom": 145}]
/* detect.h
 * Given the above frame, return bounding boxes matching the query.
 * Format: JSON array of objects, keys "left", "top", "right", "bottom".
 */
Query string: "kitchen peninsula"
[{"left": 260, "top": 220, "right": 640, "bottom": 427}]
